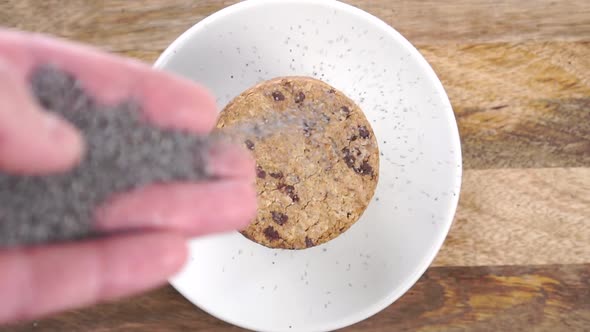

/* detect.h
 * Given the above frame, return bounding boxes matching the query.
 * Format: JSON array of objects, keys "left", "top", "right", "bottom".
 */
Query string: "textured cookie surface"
[{"left": 215, "top": 77, "right": 379, "bottom": 249}]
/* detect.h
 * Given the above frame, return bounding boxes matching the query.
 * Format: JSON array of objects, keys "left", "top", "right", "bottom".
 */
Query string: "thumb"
[{"left": 0, "top": 59, "right": 84, "bottom": 175}]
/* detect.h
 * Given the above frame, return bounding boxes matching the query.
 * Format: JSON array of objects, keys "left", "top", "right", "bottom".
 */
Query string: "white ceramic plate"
[{"left": 154, "top": 0, "right": 462, "bottom": 331}]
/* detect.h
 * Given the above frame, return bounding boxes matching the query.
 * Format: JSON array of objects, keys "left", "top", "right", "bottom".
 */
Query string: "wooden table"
[{"left": 1, "top": 0, "right": 589, "bottom": 331}]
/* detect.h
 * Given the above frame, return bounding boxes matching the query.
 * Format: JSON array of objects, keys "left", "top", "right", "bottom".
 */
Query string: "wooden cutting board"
[{"left": 1, "top": 0, "right": 589, "bottom": 330}]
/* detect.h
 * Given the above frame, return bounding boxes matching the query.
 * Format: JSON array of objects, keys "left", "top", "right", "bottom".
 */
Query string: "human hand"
[{"left": 0, "top": 30, "right": 256, "bottom": 324}]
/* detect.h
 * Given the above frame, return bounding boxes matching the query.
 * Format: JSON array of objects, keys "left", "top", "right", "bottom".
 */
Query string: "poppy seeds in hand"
[
  {"left": 0, "top": 66, "right": 337, "bottom": 248},
  {"left": 0, "top": 65, "right": 212, "bottom": 247}
]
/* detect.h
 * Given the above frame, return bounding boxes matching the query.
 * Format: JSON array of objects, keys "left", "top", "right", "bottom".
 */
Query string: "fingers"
[
  {"left": 0, "top": 232, "right": 187, "bottom": 323},
  {"left": 0, "top": 30, "right": 257, "bottom": 241},
  {"left": 206, "top": 142, "right": 257, "bottom": 180},
  {"left": 95, "top": 180, "right": 257, "bottom": 236},
  {"left": 95, "top": 142, "right": 257, "bottom": 235},
  {"left": 0, "top": 29, "right": 217, "bottom": 134},
  {"left": 0, "top": 59, "right": 84, "bottom": 174}
]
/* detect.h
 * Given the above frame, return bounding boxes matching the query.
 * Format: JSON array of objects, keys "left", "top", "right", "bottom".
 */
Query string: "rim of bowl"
[{"left": 154, "top": 0, "right": 463, "bottom": 331}]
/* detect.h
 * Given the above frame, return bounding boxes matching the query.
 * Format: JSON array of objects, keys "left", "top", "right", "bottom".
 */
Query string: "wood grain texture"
[
  {"left": 1, "top": 0, "right": 589, "bottom": 49},
  {"left": 434, "top": 168, "right": 590, "bottom": 267},
  {"left": 345, "top": 264, "right": 590, "bottom": 332},
  {"left": 422, "top": 42, "right": 590, "bottom": 169},
  {"left": 347, "top": 0, "right": 590, "bottom": 44},
  {"left": 5, "top": 264, "right": 590, "bottom": 332}
]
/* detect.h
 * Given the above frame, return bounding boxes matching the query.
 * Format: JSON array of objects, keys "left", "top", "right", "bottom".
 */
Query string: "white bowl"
[{"left": 154, "top": 0, "right": 462, "bottom": 331}]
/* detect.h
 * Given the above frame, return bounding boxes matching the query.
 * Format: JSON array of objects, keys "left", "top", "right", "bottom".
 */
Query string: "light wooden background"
[{"left": 1, "top": 0, "right": 589, "bottom": 330}]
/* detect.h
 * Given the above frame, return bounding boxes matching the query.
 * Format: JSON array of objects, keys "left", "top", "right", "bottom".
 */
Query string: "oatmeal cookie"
[{"left": 215, "top": 77, "right": 379, "bottom": 249}]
